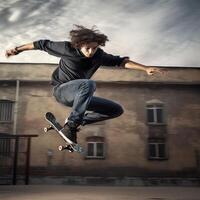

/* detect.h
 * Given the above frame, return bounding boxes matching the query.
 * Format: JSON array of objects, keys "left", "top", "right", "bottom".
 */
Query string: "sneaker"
[{"left": 62, "top": 123, "right": 80, "bottom": 143}]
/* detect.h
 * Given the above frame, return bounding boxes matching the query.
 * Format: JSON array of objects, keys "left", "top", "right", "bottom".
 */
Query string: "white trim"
[{"left": 13, "top": 80, "right": 20, "bottom": 135}]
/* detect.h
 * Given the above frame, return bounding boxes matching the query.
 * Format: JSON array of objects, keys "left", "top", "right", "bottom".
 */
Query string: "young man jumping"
[{"left": 5, "top": 25, "right": 164, "bottom": 144}]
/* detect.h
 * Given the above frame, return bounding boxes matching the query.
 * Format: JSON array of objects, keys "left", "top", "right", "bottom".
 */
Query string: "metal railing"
[{"left": 0, "top": 134, "right": 38, "bottom": 185}]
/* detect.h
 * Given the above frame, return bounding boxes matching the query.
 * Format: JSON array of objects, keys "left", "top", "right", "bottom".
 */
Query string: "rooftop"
[{"left": 0, "top": 63, "right": 199, "bottom": 85}]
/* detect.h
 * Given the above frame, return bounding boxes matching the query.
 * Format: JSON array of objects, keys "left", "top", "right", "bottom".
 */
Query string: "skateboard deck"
[{"left": 44, "top": 112, "right": 84, "bottom": 154}]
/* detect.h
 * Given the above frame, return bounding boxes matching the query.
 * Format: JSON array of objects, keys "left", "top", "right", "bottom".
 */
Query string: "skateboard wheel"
[
  {"left": 58, "top": 145, "right": 64, "bottom": 151},
  {"left": 44, "top": 127, "right": 48, "bottom": 133}
]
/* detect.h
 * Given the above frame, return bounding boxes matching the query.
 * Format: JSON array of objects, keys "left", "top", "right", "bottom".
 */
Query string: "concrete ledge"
[
  {"left": 0, "top": 63, "right": 200, "bottom": 83},
  {"left": 30, "top": 176, "right": 200, "bottom": 186}
]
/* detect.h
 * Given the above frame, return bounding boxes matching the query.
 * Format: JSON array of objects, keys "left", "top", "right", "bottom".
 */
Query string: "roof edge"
[
  {"left": 0, "top": 62, "right": 200, "bottom": 69},
  {"left": 0, "top": 79, "right": 199, "bottom": 86}
]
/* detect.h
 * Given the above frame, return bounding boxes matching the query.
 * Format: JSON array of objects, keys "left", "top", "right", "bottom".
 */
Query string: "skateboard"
[{"left": 44, "top": 112, "right": 84, "bottom": 154}]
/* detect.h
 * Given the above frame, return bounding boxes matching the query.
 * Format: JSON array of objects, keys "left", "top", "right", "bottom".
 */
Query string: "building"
[{"left": 0, "top": 63, "right": 200, "bottom": 184}]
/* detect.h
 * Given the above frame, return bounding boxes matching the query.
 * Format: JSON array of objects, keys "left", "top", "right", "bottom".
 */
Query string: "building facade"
[{"left": 0, "top": 63, "right": 200, "bottom": 179}]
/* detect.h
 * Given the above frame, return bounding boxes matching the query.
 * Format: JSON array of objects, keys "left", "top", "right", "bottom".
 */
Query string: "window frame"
[
  {"left": 0, "top": 134, "right": 11, "bottom": 157},
  {"left": 0, "top": 100, "right": 14, "bottom": 123},
  {"left": 147, "top": 139, "right": 168, "bottom": 160},
  {"left": 146, "top": 104, "right": 165, "bottom": 125},
  {"left": 86, "top": 141, "right": 105, "bottom": 159}
]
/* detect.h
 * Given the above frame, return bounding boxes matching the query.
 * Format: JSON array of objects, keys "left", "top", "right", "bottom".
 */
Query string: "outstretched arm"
[
  {"left": 6, "top": 40, "right": 70, "bottom": 58},
  {"left": 122, "top": 59, "right": 165, "bottom": 76},
  {"left": 5, "top": 43, "right": 34, "bottom": 57}
]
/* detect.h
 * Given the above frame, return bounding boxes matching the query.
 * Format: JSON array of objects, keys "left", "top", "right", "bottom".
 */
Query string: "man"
[{"left": 5, "top": 25, "right": 164, "bottom": 143}]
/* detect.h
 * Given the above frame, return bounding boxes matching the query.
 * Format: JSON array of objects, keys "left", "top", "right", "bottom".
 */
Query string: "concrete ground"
[{"left": 0, "top": 185, "right": 200, "bottom": 200}]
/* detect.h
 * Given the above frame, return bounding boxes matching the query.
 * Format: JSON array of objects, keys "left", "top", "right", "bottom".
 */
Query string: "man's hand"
[
  {"left": 5, "top": 43, "right": 34, "bottom": 58},
  {"left": 146, "top": 67, "right": 166, "bottom": 76},
  {"left": 124, "top": 60, "right": 166, "bottom": 76},
  {"left": 5, "top": 48, "right": 20, "bottom": 57}
]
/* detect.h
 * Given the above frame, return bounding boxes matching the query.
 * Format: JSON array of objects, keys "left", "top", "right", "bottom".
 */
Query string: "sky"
[{"left": 0, "top": 0, "right": 200, "bottom": 67}]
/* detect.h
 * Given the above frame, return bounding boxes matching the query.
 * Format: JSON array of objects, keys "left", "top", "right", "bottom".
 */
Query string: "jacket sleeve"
[
  {"left": 33, "top": 40, "right": 70, "bottom": 57},
  {"left": 100, "top": 50, "right": 129, "bottom": 67}
]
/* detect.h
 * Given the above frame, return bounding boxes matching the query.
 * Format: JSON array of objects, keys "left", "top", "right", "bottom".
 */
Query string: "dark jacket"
[{"left": 33, "top": 40, "right": 128, "bottom": 86}]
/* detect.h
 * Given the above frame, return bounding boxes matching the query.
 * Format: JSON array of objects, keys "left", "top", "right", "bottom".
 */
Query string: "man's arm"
[
  {"left": 121, "top": 59, "right": 165, "bottom": 76},
  {"left": 5, "top": 42, "right": 34, "bottom": 57},
  {"left": 5, "top": 40, "right": 69, "bottom": 58}
]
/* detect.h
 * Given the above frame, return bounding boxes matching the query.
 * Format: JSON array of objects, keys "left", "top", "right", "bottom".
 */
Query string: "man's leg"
[
  {"left": 82, "top": 96, "right": 124, "bottom": 125},
  {"left": 53, "top": 79, "right": 96, "bottom": 126},
  {"left": 53, "top": 79, "right": 123, "bottom": 142}
]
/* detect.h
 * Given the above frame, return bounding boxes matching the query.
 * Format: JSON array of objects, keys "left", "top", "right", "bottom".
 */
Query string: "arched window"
[
  {"left": 146, "top": 99, "right": 165, "bottom": 124},
  {"left": 0, "top": 100, "right": 14, "bottom": 122},
  {"left": 86, "top": 136, "right": 105, "bottom": 159}
]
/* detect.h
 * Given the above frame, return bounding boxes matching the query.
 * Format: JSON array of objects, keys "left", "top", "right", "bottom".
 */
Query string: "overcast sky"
[{"left": 0, "top": 0, "right": 200, "bottom": 67}]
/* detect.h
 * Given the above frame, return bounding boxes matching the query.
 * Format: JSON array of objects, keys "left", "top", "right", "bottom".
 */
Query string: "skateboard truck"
[
  {"left": 44, "top": 125, "right": 54, "bottom": 132},
  {"left": 58, "top": 145, "right": 74, "bottom": 152},
  {"left": 44, "top": 112, "right": 84, "bottom": 154}
]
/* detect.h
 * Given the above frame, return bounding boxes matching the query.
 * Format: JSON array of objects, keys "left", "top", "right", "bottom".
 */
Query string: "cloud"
[
  {"left": 0, "top": 0, "right": 200, "bottom": 67},
  {"left": 8, "top": 8, "right": 21, "bottom": 22}
]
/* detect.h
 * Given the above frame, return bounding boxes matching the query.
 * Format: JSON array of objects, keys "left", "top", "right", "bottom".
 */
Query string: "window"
[
  {"left": 148, "top": 139, "right": 167, "bottom": 160},
  {"left": 0, "top": 100, "right": 14, "bottom": 122},
  {"left": 0, "top": 137, "right": 11, "bottom": 157},
  {"left": 147, "top": 104, "right": 164, "bottom": 124},
  {"left": 86, "top": 136, "right": 105, "bottom": 159}
]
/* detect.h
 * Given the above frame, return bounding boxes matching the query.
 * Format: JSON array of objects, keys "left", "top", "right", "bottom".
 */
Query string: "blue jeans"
[{"left": 53, "top": 79, "right": 123, "bottom": 126}]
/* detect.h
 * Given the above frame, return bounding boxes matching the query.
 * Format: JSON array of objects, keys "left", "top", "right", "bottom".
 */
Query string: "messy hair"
[{"left": 69, "top": 25, "right": 109, "bottom": 48}]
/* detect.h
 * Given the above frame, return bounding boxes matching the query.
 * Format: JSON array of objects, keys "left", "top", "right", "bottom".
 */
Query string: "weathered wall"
[
  {"left": 1, "top": 82, "right": 198, "bottom": 176},
  {"left": 0, "top": 63, "right": 200, "bottom": 177}
]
